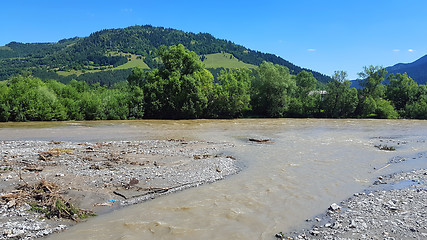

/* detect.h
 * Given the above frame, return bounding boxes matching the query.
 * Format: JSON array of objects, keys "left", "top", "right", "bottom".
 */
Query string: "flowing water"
[{"left": 1, "top": 119, "right": 427, "bottom": 239}]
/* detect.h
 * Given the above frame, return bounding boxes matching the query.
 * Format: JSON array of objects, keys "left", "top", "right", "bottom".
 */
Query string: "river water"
[{"left": 1, "top": 119, "right": 427, "bottom": 239}]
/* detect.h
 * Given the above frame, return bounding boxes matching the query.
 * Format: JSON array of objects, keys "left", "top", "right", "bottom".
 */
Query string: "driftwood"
[
  {"left": 249, "top": 138, "right": 270, "bottom": 143},
  {"left": 2, "top": 179, "right": 95, "bottom": 221}
]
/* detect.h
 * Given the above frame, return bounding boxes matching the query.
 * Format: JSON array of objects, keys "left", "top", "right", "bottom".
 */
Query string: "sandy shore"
[
  {"left": 0, "top": 140, "right": 240, "bottom": 239},
  {"left": 277, "top": 168, "right": 427, "bottom": 239}
]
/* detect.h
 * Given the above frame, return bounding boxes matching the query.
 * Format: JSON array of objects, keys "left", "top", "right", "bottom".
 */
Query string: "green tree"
[
  {"left": 405, "top": 95, "right": 427, "bottom": 119},
  {"left": 358, "top": 65, "right": 387, "bottom": 99},
  {"left": 295, "top": 70, "right": 317, "bottom": 97},
  {"left": 208, "top": 68, "right": 252, "bottom": 118},
  {"left": 405, "top": 85, "right": 427, "bottom": 119},
  {"left": 101, "top": 88, "right": 130, "bottom": 120},
  {"left": 78, "top": 91, "right": 104, "bottom": 120},
  {"left": 322, "top": 71, "right": 358, "bottom": 118},
  {"left": 251, "top": 62, "right": 296, "bottom": 117},
  {"left": 356, "top": 66, "right": 399, "bottom": 118},
  {"left": 0, "top": 82, "right": 11, "bottom": 121},
  {"left": 375, "top": 98, "right": 399, "bottom": 119},
  {"left": 6, "top": 75, "right": 67, "bottom": 121},
  {"left": 288, "top": 70, "right": 319, "bottom": 117},
  {"left": 127, "top": 85, "right": 145, "bottom": 119},
  {"left": 128, "top": 44, "right": 214, "bottom": 119},
  {"left": 385, "top": 73, "right": 418, "bottom": 116}
]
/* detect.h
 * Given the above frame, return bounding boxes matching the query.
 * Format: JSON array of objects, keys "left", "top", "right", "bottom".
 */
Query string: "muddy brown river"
[{"left": 1, "top": 119, "right": 427, "bottom": 239}]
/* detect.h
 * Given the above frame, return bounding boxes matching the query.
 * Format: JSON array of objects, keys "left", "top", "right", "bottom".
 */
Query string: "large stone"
[{"left": 329, "top": 203, "right": 341, "bottom": 211}]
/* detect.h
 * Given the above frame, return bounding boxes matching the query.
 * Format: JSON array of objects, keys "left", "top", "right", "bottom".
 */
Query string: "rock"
[
  {"left": 374, "top": 179, "right": 386, "bottom": 185},
  {"left": 332, "top": 221, "right": 341, "bottom": 229},
  {"left": 329, "top": 203, "right": 341, "bottom": 211},
  {"left": 6, "top": 199, "right": 16, "bottom": 208},
  {"left": 3, "top": 229, "right": 13, "bottom": 236},
  {"left": 275, "top": 232, "right": 285, "bottom": 239}
]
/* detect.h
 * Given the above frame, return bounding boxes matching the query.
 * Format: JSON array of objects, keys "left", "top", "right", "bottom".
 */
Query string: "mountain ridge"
[
  {"left": 385, "top": 54, "right": 427, "bottom": 85},
  {"left": 350, "top": 54, "right": 427, "bottom": 88},
  {"left": 0, "top": 25, "right": 331, "bottom": 84}
]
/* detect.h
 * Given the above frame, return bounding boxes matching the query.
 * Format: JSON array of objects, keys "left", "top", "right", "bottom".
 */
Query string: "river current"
[{"left": 1, "top": 119, "right": 426, "bottom": 239}]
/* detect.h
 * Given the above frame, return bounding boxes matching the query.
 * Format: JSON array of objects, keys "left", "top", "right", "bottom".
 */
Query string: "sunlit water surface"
[{"left": 1, "top": 119, "right": 426, "bottom": 240}]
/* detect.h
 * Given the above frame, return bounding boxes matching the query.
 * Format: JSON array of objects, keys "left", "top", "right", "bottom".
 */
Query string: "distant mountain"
[
  {"left": 0, "top": 25, "right": 331, "bottom": 85},
  {"left": 350, "top": 54, "right": 427, "bottom": 88},
  {"left": 385, "top": 54, "right": 427, "bottom": 85}
]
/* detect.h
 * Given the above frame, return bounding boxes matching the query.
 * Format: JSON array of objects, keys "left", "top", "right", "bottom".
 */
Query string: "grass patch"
[
  {"left": 113, "top": 58, "right": 149, "bottom": 70},
  {"left": 109, "top": 51, "right": 150, "bottom": 70},
  {"left": 56, "top": 52, "right": 150, "bottom": 76},
  {"left": 56, "top": 69, "right": 103, "bottom": 77},
  {"left": 0, "top": 167, "right": 13, "bottom": 172},
  {"left": 201, "top": 53, "right": 257, "bottom": 69},
  {"left": 30, "top": 198, "right": 96, "bottom": 220},
  {"left": 0, "top": 46, "right": 12, "bottom": 51}
]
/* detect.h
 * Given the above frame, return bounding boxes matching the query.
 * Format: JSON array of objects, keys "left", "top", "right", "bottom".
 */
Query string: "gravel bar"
[
  {"left": 277, "top": 169, "right": 427, "bottom": 240},
  {"left": 0, "top": 140, "right": 240, "bottom": 239}
]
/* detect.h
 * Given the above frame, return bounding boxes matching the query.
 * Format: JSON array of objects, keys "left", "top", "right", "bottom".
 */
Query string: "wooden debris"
[
  {"left": 25, "top": 167, "right": 43, "bottom": 172},
  {"left": 249, "top": 138, "right": 271, "bottom": 143},
  {"left": 193, "top": 154, "right": 211, "bottom": 159}
]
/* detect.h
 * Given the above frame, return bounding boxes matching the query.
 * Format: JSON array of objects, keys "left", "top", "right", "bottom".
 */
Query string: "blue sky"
[{"left": 1, "top": 0, "right": 426, "bottom": 79}]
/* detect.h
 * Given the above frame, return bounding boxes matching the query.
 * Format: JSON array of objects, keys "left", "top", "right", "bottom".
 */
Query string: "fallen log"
[{"left": 249, "top": 138, "right": 270, "bottom": 143}]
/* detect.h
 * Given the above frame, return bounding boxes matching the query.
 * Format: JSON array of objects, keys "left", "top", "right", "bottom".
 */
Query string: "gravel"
[
  {"left": 0, "top": 140, "right": 240, "bottom": 239},
  {"left": 277, "top": 169, "right": 427, "bottom": 240}
]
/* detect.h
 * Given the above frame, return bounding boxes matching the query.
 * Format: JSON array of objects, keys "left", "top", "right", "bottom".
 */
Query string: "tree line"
[{"left": 1, "top": 44, "right": 427, "bottom": 122}]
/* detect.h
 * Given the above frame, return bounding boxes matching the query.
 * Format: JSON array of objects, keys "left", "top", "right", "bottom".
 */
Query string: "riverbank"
[
  {"left": 0, "top": 140, "right": 240, "bottom": 239},
  {"left": 277, "top": 168, "right": 427, "bottom": 239}
]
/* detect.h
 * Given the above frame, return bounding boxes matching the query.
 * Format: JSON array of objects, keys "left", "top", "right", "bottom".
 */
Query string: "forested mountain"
[
  {"left": 0, "top": 25, "right": 331, "bottom": 84},
  {"left": 385, "top": 55, "right": 427, "bottom": 85}
]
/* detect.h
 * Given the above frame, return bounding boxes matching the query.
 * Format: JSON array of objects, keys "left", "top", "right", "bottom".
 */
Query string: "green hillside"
[
  {"left": 201, "top": 53, "right": 256, "bottom": 69},
  {"left": 112, "top": 53, "right": 150, "bottom": 70},
  {"left": 0, "top": 25, "right": 331, "bottom": 84}
]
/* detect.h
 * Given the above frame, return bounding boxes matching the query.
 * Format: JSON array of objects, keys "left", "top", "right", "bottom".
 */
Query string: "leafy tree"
[
  {"left": 251, "top": 62, "right": 296, "bottom": 117},
  {"left": 295, "top": 70, "right": 317, "bottom": 97},
  {"left": 322, "top": 71, "right": 358, "bottom": 118},
  {"left": 385, "top": 73, "right": 418, "bottom": 116},
  {"left": 359, "top": 96, "right": 377, "bottom": 118},
  {"left": 78, "top": 91, "right": 104, "bottom": 120},
  {"left": 128, "top": 44, "right": 214, "bottom": 119},
  {"left": 358, "top": 65, "right": 387, "bottom": 99},
  {"left": 405, "top": 85, "right": 427, "bottom": 119},
  {"left": 6, "top": 75, "right": 65, "bottom": 121},
  {"left": 288, "top": 70, "right": 319, "bottom": 117},
  {"left": 374, "top": 98, "right": 399, "bottom": 119},
  {"left": 127, "top": 85, "right": 145, "bottom": 119},
  {"left": 356, "top": 66, "right": 400, "bottom": 118},
  {"left": 208, "top": 68, "right": 252, "bottom": 118},
  {"left": 0, "top": 82, "right": 11, "bottom": 121},
  {"left": 405, "top": 95, "right": 427, "bottom": 119}
]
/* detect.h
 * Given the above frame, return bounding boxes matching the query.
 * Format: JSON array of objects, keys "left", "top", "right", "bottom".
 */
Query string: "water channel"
[{"left": 1, "top": 119, "right": 426, "bottom": 239}]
